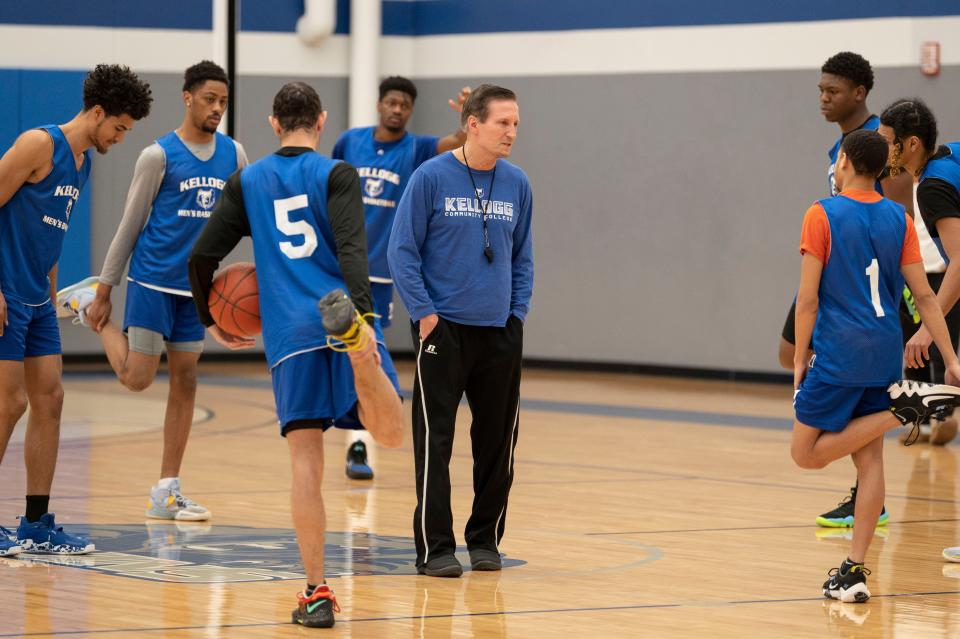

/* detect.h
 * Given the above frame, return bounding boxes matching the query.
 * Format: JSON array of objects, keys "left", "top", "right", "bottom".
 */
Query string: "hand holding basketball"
[{"left": 208, "top": 262, "right": 261, "bottom": 337}]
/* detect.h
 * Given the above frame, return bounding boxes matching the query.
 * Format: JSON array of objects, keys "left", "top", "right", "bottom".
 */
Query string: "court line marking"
[
  {"left": 5, "top": 589, "right": 960, "bottom": 637},
  {"left": 585, "top": 517, "right": 960, "bottom": 536}
]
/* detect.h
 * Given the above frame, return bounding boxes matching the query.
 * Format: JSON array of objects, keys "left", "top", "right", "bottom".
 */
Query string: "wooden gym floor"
[{"left": 2, "top": 361, "right": 960, "bottom": 637}]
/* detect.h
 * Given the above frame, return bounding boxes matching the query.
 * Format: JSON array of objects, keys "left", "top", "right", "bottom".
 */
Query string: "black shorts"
[
  {"left": 902, "top": 272, "right": 960, "bottom": 384},
  {"left": 781, "top": 300, "right": 796, "bottom": 345}
]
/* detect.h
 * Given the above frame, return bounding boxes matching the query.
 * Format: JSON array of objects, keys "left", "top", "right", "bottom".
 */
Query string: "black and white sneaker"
[
  {"left": 823, "top": 562, "right": 871, "bottom": 603},
  {"left": 888, "top": 381, "right": 960, "bottom": 443}
]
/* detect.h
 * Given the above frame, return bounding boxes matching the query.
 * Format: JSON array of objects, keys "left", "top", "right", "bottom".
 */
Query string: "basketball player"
[
  {"left": 875, "top": 98, "right": 960, "bottom": 563},
  {"left": 388, "top": 84, "right": 533, "bottom": 577},
  {"left": 58, "top": 61, "right": 247, "bottom": 521},
  {"left": 188, "top": 82, "right": 403, "bottom": 628},
  {"left": 0, "top": 64, "right": 152, "bottom": 556},
  {"left": 332, "top": 77, "right": 470, "bottom": 480},
  {"left": 790, "top": 128, "right": 960, "bottom": 602},
  {"left": 779, "top": 52, "right": 913, "bottom": 528}
]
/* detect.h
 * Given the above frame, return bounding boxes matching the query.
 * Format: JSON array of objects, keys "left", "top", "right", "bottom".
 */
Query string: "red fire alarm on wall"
[{"left": 921, "top": 41, "right": 940, "bottom": 76}]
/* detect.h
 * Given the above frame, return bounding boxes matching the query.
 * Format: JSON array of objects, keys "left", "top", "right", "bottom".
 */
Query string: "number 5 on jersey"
[
  {"left": 865, "top": 258, "right": 885, "bottom": 317},
  {"left": 274, "top": 194, "right": 318, "bottom": 259}
]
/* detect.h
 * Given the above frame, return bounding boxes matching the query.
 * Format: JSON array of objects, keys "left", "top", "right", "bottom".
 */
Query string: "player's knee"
[
  {"left": 169, "top": 369, "right": 198, "bottom": 395},
  {"left": 121, "top": 369, "right": 155, "bottom": 392},
  {"left": 791, "top": 446, "right": 825, "bottom": 470},
  {"left": 1, "top": 390, "right": 29, "bottom": 422}
]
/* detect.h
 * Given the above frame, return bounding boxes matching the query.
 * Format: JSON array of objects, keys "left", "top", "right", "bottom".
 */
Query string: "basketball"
[{"left": 208, "top": 262, "right": 261, "bottom": 336}]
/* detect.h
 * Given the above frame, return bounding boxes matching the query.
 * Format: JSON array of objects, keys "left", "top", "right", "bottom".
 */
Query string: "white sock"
[{"left": 157, "top": 477, "right": 179, "bottom": 490}]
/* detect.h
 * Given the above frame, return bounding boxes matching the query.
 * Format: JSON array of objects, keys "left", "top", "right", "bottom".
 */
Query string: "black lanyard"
[{"left": 462, "top": 146, "right": 496, "bottom": 263}]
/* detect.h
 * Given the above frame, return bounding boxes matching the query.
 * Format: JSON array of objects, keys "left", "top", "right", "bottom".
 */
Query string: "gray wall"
[{"left": 63, "top": 67, "right": 960, "bottom": 375}]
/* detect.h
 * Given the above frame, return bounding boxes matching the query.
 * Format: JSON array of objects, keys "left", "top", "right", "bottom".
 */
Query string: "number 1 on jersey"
[{"left": 865, "top": 258, "right": 885, "bottom": 317}]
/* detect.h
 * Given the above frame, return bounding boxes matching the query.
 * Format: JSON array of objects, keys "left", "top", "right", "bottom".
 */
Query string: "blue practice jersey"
[
  {"left": 129, "top": 131, "right": 238, "bottom": 294},
  {"left": 0, "top": 125, "right": 91, "bottom": 305},
  {"left": 331, "top": 127, "right": 439, "bottom": 280},
  {"left": 240, "top": 151, "right": 375, "bottom": 368},
  {"left": 806, "top": 192, "right": 913, "bottom": 385},
  {"left": 827, "top": 115, "right": 880, "bottom": 196},
  {"left": 919, "top": 142, "right": 960, "bottom": 264}
]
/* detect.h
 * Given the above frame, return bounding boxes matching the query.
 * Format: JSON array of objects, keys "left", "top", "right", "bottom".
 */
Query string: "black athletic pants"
[
  {"left": 900, "top": 272, "right": 960, "bottom": 384},
  {"left": 410, "top": 315, "right": 523, "bottom": 567}
]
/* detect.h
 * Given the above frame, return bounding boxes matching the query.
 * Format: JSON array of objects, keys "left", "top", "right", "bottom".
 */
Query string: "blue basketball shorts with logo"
[
  {"left": 0, "top": 298, "right": 60, "bottom": 361},
  {"left": 124, "top": 280, "right": 206, "bottom": 345},
  {"left": 794, "top": 365, "right": 891, "bottom": 432},
  {"left": 272, "top": 342, "right": 400, "bottom": 436},
  {"left": 371, "top": 282, "right": 395, "bottom": 328}
]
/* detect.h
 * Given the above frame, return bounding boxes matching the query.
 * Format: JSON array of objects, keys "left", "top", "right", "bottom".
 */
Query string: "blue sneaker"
[
  {"left": 0, "top": 526, "right": 26, "bottom": 556},
  {"left": 17, "top": 514, "right": 95, "bottom": 555},
  {"left": 345, "top": 440, "right": 374, "bottom": 480}
]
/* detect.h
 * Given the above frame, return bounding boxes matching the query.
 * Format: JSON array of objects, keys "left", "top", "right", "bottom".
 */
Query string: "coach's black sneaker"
[
  {"left": 816, "top": 485, "right": 889, "bottom": 528},
  {"left": 889, "top": 381, "right": 960, "bottom": 442},
  {"left": 345, "top": 440, "right": 374, "bottom": 480},
  {"left": 291, "top": 585, "right": 340, "bottom": 628},
  {"left": 418, "top": 554, "right": 463, "bottom": 578},
  {"left": 469, "top": 548, "right": 502, "bottom": 571},
  {"left": 823, "top": 559, "right": 871, "bottom": 603}
]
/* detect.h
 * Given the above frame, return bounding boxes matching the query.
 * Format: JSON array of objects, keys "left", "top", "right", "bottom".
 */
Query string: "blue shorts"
[
  {"left": 371, "top": 282, "right": 394, "bottom": 328},
  {"left": 271, "top": 342, "right": 400, "bottom": 436},
  {"left": 0, "top": 298, "right": 60, "bottom": 361},
  {"left": 794, "top": 367, "right": 891, "bottom": 432},
  {"left": 124, "top": 280, "right": 206, "bottom": 344}
]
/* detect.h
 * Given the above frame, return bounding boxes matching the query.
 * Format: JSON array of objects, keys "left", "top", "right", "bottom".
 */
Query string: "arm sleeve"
[
  {"left": 188, "top": 170, "right": 251, "bottom": 326},
  {"left": 331, "top": 134, "right": 347, "bottom": 161},
  {"left": 510, "top": 177, "right": 534, "bottom": 320},
  {"left": 327, "top": 162, "right": 373, "bottom": 319},
  {"left": 799, "top": 203, "right": 830, "bottom": 264},
  {"left": 234, "top": 141, "right": 250, "bottom": 169},
  {"left": 901, "top": 213, "right": 923, "bottom": 265},
  {"left": 917, "top": 178, "right": 960, "bottom": 238},
  {"left": 98, "top": 144, "right": 166, "bottom": 286},
  {"left": 387, "top": 168, "right": 437, "bottom": 321}
]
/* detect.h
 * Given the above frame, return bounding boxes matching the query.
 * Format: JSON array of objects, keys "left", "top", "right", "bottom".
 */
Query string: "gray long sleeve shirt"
[{"left": 98, "top": 134, "right": 248, "bottom": 288}]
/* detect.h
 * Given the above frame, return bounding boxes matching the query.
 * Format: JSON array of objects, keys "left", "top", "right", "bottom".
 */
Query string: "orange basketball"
[{"left": 208, "top": 262, "right": 261, "bottom": 337}]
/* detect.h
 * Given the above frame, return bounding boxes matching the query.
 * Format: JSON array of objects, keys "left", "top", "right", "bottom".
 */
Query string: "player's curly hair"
[
  {"left": 821, "top": 52, "right": 874, "bottom": 94},
  {"left": 379, "top": 76, "right": 417, "bottom": 102},
  {"left": 183, "top": 60, "right": 228, "bottom": 93},
  {"left": 841, "top": 129, "right": 888, "bottom": 178},
  {"left": 273, "top": 82, "right": 322, "bottom": 131},
  {"left": 880, "top": 98, "right": 938, "bottom": 153},
  {"left": 82, "top": 64, "right": 152, "bottom": 120}
]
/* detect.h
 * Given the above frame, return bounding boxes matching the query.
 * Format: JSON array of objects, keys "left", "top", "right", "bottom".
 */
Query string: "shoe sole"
[
  {"left": 419, "top": 564, "right": 463, "bottom": 578},
  {"left": 55, "top": 276, "right": 100, "bottom": 319},
  {"left": 145, "top": 509, "right": 212, "bottom": 522},
  {"left": 943, "top": 548, "right": 960, "bottom": 562},
  {"left": 345, "top": 466, "right": 374, "bottom": 480},
  {"left": 292, "top": 612, "right": 335, "bottom": 628},
  {"left": 816, "top": 512, "right": 889, "bottom": 528},
  {"left": 471, "top": 560, "right": 502, "bottom": 571},
  {"left": 0, "top": 546, "right": 23, "bottom": 557},
  {"left": 24, "top": 543, "right": 95, "bottom": 555}
]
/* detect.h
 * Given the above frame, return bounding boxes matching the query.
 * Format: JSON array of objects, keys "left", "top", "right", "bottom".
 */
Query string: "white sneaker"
[
  {"left": 56, "top": 276, "right": 100, "bottom": 325},
  {"left": 145, "top": 480, "right": 211, "bottom": 521}
]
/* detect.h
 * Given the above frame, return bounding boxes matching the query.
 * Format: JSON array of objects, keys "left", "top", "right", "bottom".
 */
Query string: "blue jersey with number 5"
[
  {"left": 807, "top": 192, "right": 912, "bottom": 386},
  {"left": 240, "top": 151, "right": 347, "bottom": 368}
]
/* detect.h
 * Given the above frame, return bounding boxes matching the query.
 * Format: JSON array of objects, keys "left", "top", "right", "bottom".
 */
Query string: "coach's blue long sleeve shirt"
[{"left": 388, "top": 152, "right": 533, "bottom": 326}]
